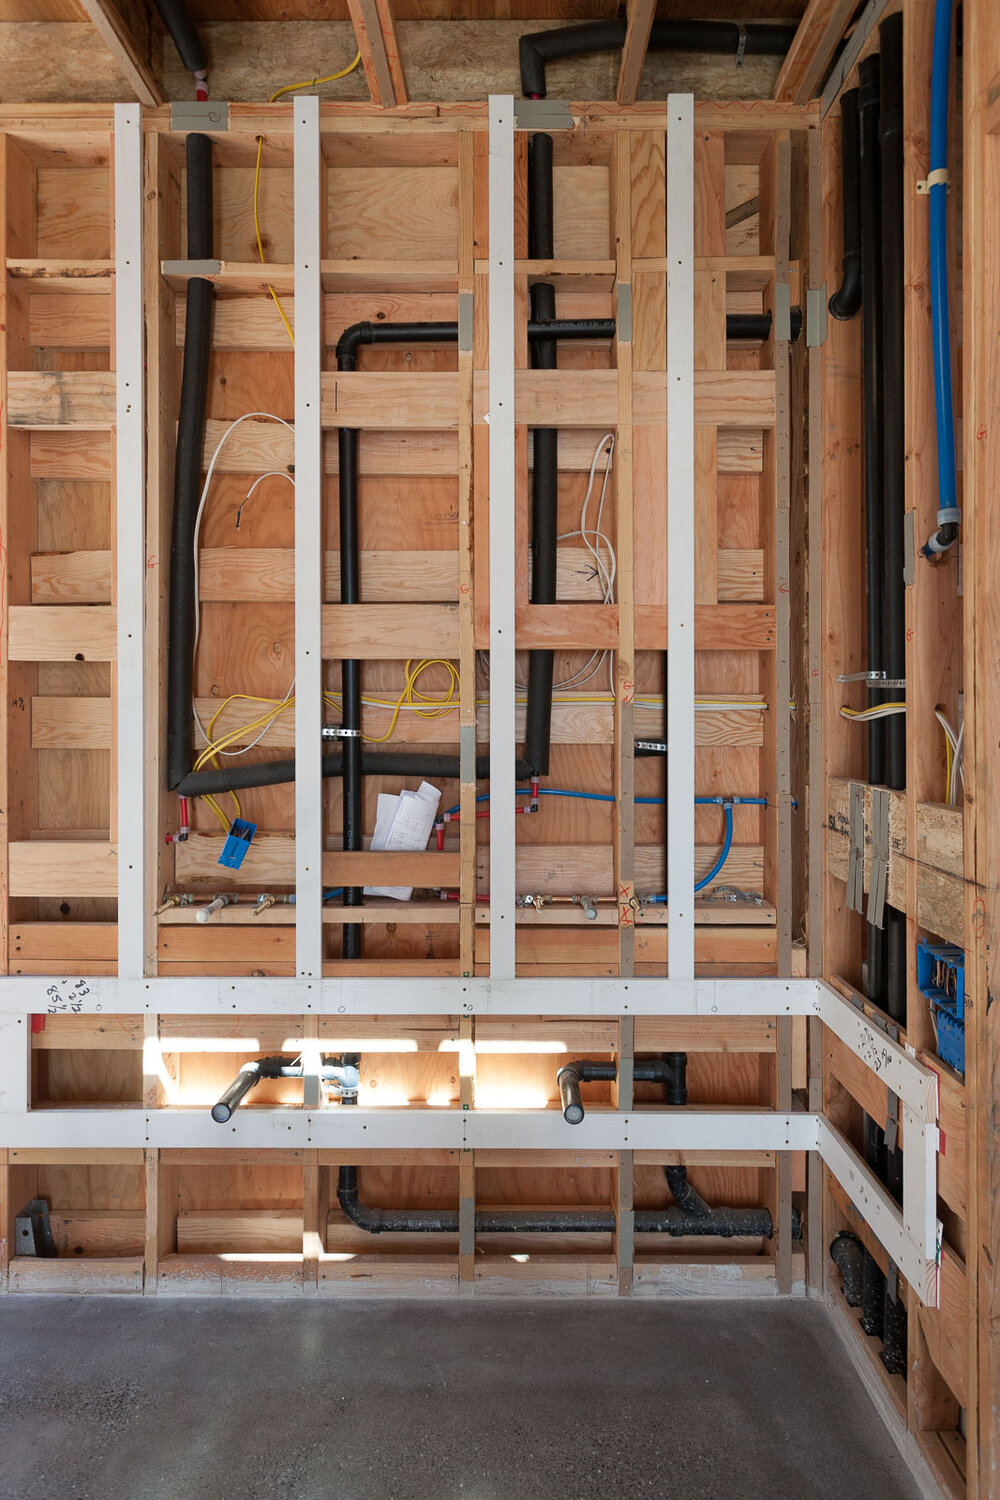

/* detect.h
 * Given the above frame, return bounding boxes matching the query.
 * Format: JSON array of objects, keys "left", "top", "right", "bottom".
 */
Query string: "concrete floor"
[{"left": 0, "top": 1297, "right": 923, "bottom": 1500}]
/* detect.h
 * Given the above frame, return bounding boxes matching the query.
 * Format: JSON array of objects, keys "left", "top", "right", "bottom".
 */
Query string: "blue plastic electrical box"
[
  {"left": 916, "top": 941, "right": 965, "bottom": 1076},
  {"left": 218, "top": 818, "right": 257, "bottom": 870}
]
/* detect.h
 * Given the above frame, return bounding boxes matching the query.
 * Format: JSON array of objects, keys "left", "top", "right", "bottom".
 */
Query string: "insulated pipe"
[
  {"left": 881, "top": 1287, "right": 908, "bottom": 1375},
  {"left": 176, "top": 749, "right": 535, "bottom": 800},
  {"left": 152, "top": 0, "right": 208, "bottom": 92},
  {"left": 166, "top": 134, "right": 214, "bottom": 791},
  {"left": 830, "top": 1231, "right": 865, "bottom": 1307},
  {"left": 727, "top": 310, "right": 803, "bottom": 343},
  {"left": 211, "top": 1055, "right": 360, "bottom": 1122},
  {"left": 519, "top": 19, "right": 799, "bottom": 98},
  {"left": 336, "top": 1166, "right": 779, "bottom": 1240},
  {"left": 828, "top": 90, "right": 863, "bottom": 321},
  {"left": 859, "top": 55, "right": 888, "bottom": 1015},
  {"left": 879, "top": 13, "right": 908, "bottom": 1030},
  {"left": 175, "top": 749, "right": 535, "bottom": 800},
  {"left": 922, "top": 0, "right": 959, "bottom": 557},
  {"left": 525, "top": 133, "right": 558, "bottom": 778},
  {"left": 860, "top": 1116, "right": 887, "bottom": 1338}
]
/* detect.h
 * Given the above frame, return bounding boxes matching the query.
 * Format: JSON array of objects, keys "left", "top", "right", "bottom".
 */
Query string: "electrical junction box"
[{"left": 916, "top": 941, "right": 965, "bottom": 1077}]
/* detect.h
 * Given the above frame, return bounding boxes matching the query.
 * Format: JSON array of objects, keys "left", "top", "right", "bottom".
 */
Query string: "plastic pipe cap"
[
  {"left": 563, "top": 1102, "right": 585, "bottom": 1125},
  {"left": 211, "top": 1103, "right": 232, "bottom": 1123}
]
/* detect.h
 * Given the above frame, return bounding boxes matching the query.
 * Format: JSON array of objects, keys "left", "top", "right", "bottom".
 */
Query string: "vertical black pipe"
[
  {"left": 525, "top": 133, "right": 558, "bottom": 777},
  {"left": 336, "top": 394, "right": 364, "bottom": 958},
  {"left": 166, "top": 134, "right": 214, "bottom": 791},
  {"left": 860, "top": 1116, "right": 887, "bottom": 1338},
  {"left": 879, "top": 13, "right": 909, "bottom": 1030},
  {"left": 859, "top": 55, "right": 888, "bottom": 1014}
]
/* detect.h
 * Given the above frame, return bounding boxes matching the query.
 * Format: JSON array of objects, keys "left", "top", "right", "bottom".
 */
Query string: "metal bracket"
[
  {"left": 838, "top": 670, "right": 907, "bottom": 689},
  {"left": 162, "top": 259, "right": 222, "bottom": 279},
  {"left": 636, "top": 739, "right": 666, "bottom": 754},
  {"left": 735, "top": 23, "right": 747, "bottom": 67},
  {"left": 514, "top": 99, "right": 573, "bottom": 131},
  {"left": 460, "top": 724, "right": 476, "bottom": 785},
  {"left": 847, "top": 780, "right": 866, "bottom": 915},
  {"left": 867, "top": 786, "right": 890, "bottom": 930},
  {"left": 170, "top": 102, "right": 230, "bottom": 132},
  {"left": 774, "top": 282, "right": 791, "bottom": 344},
  {"left": 321, "top": 726, "right": 361, "bottom": 739},
  {"left": 806, "top": 287, "right": 828, "bottom": 347},
  {"left": 616, "top": 283, "right": 633, "bottom": 342},
  {"left": 14, "top": 1199, "right": 57, "bottom": 1258},
  {"left": 458, "top": 291, "right": 474, "bottom": 352}
]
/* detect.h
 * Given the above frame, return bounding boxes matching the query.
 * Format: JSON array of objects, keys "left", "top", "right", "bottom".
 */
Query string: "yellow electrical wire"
[
  {"left": 840, "top": 702, "right": 907, "bottom": 719},
  {"left": 253, "top": 134, "right": 296, "bottom": 348},
  {"left": 252, "top": 51, "right": 363, "bottom": 349},
  {"left": 363, "top": 659, "right": 461, "bottom": 745},
  {"left": 268, "top": 52, "right": 362, "bottom": 103}
]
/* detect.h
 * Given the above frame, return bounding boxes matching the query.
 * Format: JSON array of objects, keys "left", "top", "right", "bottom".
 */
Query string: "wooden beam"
[
  {"left": 345, "top": 0, "right": 406, "bottom": 108},
  {"left": 773, "top": 0, "right": 858, "bottom": 105},
  {"left": 75, "top": 0, "right": 164, "bottom": 107},
  {"left": 616, "top": 0, "right": 657, "bottom": 106}
]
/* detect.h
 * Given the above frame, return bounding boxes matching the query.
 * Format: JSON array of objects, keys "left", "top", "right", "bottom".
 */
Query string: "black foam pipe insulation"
[
  {"left": 525, "top": 133, "right": 558, "bottom": 778},
  {"left": 830, "top": 1231, "right": 866, "bottom": 1307},
  {"left": 880, "top": 12, "right": 908, "bottom": 1029},
  {"left": 861, "top": 1116, "right": 887, "bottom": 1339},
  {"left": 166, "top": 133, "right": 214, "bottom": 792},
  {"left": 519, "top": 20, "right": 799, "bottom": 99},
  {"left": 152, "top": 0, "right": 207, "bottom": 77},
  {"left": 176, "top": 750, "right": 534, "bottom": 801},
  {"left": 829, "top": 90, "right": 863, "bottom": 322},
  {"left": 336, "top": 1165, "right": 783, "bottom": 1240},
  {"left": 881, "top": 1285, "right": 909, "bottom": 1376}
]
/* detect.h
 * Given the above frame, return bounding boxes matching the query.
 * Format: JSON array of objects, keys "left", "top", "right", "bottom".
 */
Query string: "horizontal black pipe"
[
  {"left": 336, "top": 318, "right": 615, "bottom": 366},
  {"left": 166, "top": 134, "right": 214, "bottom": 792},
  {"left": 152, "top": 0, "right": 207, "bottom": 77},
  {"left": 337, "top": 1167, "right": 779, "bottom": 1239},
  {"left": 727, "top": 309, "right": 803, "bottom": 343},
  {"left": 176, "top": 750, "right": 534, "bottom": 800},
  {"left": 519, "top": 19, "right": 799, "bottom": 98}
]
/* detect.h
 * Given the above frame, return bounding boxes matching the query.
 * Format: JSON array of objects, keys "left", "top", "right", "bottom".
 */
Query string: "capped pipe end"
[
  {"left": 562, "top": 1102, "right": 585, "bottom": 1126},
  {"left": 211, "top": 1103, "right": 231, "bottom": 1124}
]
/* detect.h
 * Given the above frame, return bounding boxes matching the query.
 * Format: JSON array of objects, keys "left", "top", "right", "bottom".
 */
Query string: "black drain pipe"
[
  {"left": 336, "top": 1164, "right": 782, "bottom": 1240},
  {"left": 334, "top": 316, "right": 615, "bottom": 956},
  {"left": 859, "top": 55, "right": 888, "bottom": 1016},
  {"left": 519, "top": 20, "right": 799, "bottom": 98},
  {"left": 525, "top": 133, "right": 558, "bottom": 778},
  {"left": 829, "top": 89, "right": 863, "bottom": 322},
  {"left": 166, "top": 134, "right": 214, "bottom": 792},
  {"left": 830, "top": 1231, "right": 865, "bottom": 1306},
  {"left": 878, "top": 19, "right": 909, "bottom": 1377},
  {"left": 879, "top": 12, "right": 908, "bottom": 1033}
]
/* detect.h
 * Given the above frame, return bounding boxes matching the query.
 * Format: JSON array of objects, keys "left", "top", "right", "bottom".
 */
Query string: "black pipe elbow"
[
  {"left": 336, "top": 322, "right": 372, "bottom": 371},
  {"left": 557, "top": 1060, "right": 617, "bottom": 1123},
  {"left": 829, "top": 90, "right": 863, "bottom": 322},
  {"left": 830, "top": 1231, "right": 866, "bottom": 1307},
  {"left": 663, "top": 1165, "right": 712, "bottom": 1220}
]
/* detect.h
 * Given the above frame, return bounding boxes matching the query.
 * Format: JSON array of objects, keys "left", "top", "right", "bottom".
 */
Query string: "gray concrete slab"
[{"left": 0, "top": 1297, "right": 923, "bottom": 1500}]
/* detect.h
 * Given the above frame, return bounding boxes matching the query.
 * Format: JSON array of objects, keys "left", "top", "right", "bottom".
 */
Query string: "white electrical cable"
[
  {"left": 191, "top": 411, "right": 295, "bottom": 749},
  {"left": 934, "top": 707, "right": 965, "bottom": 804},
  {"left": 479, "top": 431, "right": 617, "bottom": 693}
]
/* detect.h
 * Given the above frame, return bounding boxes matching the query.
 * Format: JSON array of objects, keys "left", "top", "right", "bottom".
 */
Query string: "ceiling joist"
[{"left": 773, "top": 0, "right": 858, "bottom": 104}]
